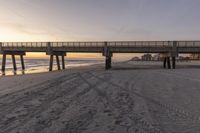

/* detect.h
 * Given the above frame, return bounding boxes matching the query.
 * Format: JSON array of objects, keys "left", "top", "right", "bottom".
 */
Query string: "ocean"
[{"left": 0, "top": 59, "right": 104, "bottom": 76}]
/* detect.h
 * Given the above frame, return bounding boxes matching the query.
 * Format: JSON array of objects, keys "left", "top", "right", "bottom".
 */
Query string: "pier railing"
[
  {"left": 0, "top": 41, "right": 171, "bottom": 48},
  {"left": 177, "top": 41, "right": 200, "bottom": 47},
  {"left": 1, "top": 41, "right": 200, "bottom": 48},
  {"left": 1, "top": 42, "right": 47, "bottom": 48}
]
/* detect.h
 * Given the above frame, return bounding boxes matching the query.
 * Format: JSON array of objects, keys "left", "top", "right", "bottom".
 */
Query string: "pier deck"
[{"left": 0, "top": 41, "right": 200, "bottom": 72}]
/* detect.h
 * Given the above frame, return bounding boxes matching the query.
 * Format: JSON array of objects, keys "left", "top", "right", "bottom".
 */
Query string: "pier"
[{"left": 0, "top": 41, "right": 200, "bottom": 72}]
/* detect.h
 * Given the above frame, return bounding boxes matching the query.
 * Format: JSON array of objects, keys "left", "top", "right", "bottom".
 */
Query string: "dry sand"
[{"left": 1, "top": 61, "right": 200, "bottom": 133}]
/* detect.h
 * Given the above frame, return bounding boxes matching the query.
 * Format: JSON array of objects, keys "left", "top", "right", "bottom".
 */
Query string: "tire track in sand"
[
  {"left": 89, "top": 72, "right": 200, "bottom": 133},
  {"left": 79, "top": 72, "right": 162, "bottom": 133},
  {"left": 1, "top": 71, "right": 111, "bottom": 133},
  {"left": 0, "top": 73, "right": 84, "bottom": 133},
  {"left": 0, "top": 71, "right": 96, "bottom": 132}
]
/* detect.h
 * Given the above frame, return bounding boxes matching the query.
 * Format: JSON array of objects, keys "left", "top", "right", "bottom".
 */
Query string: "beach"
[{"left": 1, "top": 61, "right": 200, "bottom": 133}]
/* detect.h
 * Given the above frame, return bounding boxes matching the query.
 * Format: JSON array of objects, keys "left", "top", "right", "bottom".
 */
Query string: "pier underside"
[{"left": 1, "top": 51, "right": 25, "bottom": 73}]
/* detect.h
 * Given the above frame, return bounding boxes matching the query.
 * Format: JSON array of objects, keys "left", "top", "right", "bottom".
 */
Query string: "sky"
[
  {"left": 0, "top": 0, "right": 200, "bottom": 42},
  {"left": 0, "top": 0, "right": 199, "bottom": 59}
]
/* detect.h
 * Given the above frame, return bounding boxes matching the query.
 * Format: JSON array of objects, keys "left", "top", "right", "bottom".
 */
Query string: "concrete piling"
[
  {"left": 167, "top": 57, "right": 171, "bottom": 69},
  {"left": 2, "top": 54, "right": 6, "bottom": 72},
  {"left": 172, "top": 57, "right": 176, "bottom": 69},
  {"left": 103, "top": 42, "right": 112, "bottom": 70},
  {"left": 105, "top": 56, "right": 112, "bottom": 70},
  {"left": 108, "top": 56, "right": 112, "bottom": 69},
  {"left": 62, "top": 55, "right": 65, "bottom": 69},
  {"left": 1, "top": 52, "right": 25, "bottom": 73},
  {"left": 20, "top": 55, "right": 25, "bottom": 70},
  {"left": 163, "top": 57, "right": 167, "bottom": 68},
  {"left": 11, "top": 54, "right": 17, "bottom": 71},
  {"left": 47, "top": 52, "right": 66, "bottom": 71},
  {"left": 49, "top": 55, "right": 54, "bottom": 71},
  {"left": 56, "top": 55, "right": 61, "bottom": 70}
]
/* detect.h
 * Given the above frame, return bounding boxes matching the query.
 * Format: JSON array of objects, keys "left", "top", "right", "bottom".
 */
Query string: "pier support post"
[
  {"left": 105, "top": 56, "right": 112, "bottom": 70},
  {"left": 56, "top": 55, "right": 61, "bottom": 70},
  {"left": 161, "top": 53, "right": 171, "bottom": 69},
  {"left": 20, "top": 55, "right": 25, "bottom": 70},
  {"left": 47, "top": 51, "right": 66, "bottom": 71},
  {"left": 2, "top": 54, "right": 6, "bottom": 72},
  {"left": 49, "top": 55, "right": 54, "bottom": 71},
  {"left": 108, "top": 56, "right": 112, "bottom": 68},
  {"left": 172, "top": 56, "right": 176, "bottom": 69},
  {"left": 11, "top": 54, "right": 17, "bottom": 71},
  {"left": 167, "top": 57, "right": 171, "bottom": 69},
  {"left": 163, "top": 57, "right": 167, "bottom": 68},
  {"left": 62, "top": 55, "right": 65, "bottom": 69},
  {"left": 103, "top": 42, "right": 112, "bottom": 70}
]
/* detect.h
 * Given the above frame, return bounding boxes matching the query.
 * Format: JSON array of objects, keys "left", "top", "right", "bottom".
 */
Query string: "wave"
[{"left": 0, "top": 59, "right": 104, "bottom": 76}]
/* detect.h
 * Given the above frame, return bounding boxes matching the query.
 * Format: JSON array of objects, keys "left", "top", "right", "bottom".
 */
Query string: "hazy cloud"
[{"left": 0, "top": 0, "right": 200, "bottom": 41}]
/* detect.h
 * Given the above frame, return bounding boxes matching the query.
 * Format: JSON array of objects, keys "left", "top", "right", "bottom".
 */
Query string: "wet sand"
[{"left": 1, "top": 62, "right": 200, "bottom": 133}]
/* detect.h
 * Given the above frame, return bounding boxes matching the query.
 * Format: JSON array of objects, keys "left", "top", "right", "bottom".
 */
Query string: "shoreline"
[
  {"left": 2, "top": 59, "right": 200, "bottom": 77},
  {"left": 0, "top": 60, "right": 105, "bottom": 77}
]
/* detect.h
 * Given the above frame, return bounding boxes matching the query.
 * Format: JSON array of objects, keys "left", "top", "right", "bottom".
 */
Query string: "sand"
[{"left": 1, "top": 61, "right": 200, "bottom": 133}]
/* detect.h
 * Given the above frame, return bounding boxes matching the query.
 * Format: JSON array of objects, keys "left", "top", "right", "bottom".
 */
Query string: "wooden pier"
[{"left": 0, "top": 41, "right": 200, "bottom": 72}]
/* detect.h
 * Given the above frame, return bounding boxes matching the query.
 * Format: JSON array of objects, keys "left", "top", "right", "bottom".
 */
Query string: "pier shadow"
[
  {"left": 111, "top": 65, "right": 163, "bottom": 70},
  {"left": 175, "top": 65, "right": 200, "bottom": 69},
  {"left": 111, "top": 65, "right": 200, "bottom": 71}
]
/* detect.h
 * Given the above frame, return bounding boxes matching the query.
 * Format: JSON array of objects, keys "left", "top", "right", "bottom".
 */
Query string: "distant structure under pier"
[{"left": 0, "top": 41, "right": 200, "bottom": 72}]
